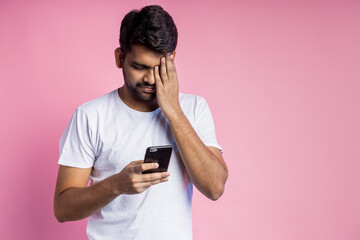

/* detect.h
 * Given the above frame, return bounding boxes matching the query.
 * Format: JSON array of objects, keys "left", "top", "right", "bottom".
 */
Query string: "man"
[{"left": 54, "top": 5, "right": 228, "bottom": 240}]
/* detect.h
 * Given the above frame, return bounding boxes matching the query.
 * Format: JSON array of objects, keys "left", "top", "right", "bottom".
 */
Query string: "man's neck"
[{"left": 118, "top": 87, "right": 159, "bottom": 112}]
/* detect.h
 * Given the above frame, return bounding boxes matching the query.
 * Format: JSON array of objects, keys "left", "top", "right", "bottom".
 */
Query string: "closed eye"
[
  {"left": 131, "top": 64, "right": 144, "bottom": 70},
  {"left": 130, "top": 61, "right": 152, "bottom": 70}
]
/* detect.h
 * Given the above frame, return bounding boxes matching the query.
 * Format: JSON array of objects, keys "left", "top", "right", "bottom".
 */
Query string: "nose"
[{"left": 143, "top": 68, "right": 155, "bottom": 85}]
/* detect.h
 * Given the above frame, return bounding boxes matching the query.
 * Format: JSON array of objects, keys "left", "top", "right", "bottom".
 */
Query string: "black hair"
[{"left": 119, "top": 5, "right": 178, "bottom": 56}]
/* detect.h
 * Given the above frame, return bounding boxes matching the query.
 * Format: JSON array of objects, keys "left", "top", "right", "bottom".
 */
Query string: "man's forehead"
[{"left": 127, "top": 45, "right": 164, "bottom": 59}]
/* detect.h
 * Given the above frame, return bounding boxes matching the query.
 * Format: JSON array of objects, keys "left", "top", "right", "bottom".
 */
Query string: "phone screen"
[{"left": 142, "top": 145, "right": 172, "bottom": 174}]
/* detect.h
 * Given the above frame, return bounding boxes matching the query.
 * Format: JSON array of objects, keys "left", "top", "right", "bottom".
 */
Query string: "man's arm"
[
  {"left": 154, "top": 54, "right": 228, "bottom": 201},
  {"left": 54, "top": 161, "right": 169, "bottom": 222},
  {"left": 167, "top": 113, "right": 228, "bottom": 200},
  {"left": 54, "top": 165, "right": 116, "bottom": 222}
]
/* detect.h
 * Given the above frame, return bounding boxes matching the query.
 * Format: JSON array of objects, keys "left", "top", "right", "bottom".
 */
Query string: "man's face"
[{"left": 120, "top": 45, "right": 164, "bottom": 102}]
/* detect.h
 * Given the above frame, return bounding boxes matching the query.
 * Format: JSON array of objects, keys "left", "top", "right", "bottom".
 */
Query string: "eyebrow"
[{"left": 130, "top": 61, "right": 153, "bottom": 69}]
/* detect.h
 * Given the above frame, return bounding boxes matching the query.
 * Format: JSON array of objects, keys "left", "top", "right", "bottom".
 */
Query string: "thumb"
[{"left": 127, "top": 160, "right": 144, "bottom": 166}]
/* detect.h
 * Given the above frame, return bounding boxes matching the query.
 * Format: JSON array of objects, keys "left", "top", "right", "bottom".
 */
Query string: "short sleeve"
[
  {"left": 58, "top": 107, "right": 95, "bottom": 168},
  {"left": 194, "top": 97, "right": 223, "bottom": 153}
]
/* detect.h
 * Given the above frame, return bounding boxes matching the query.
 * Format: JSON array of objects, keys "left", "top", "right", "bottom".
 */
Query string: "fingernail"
[
  {"left": 161, "top": 57, "right": 165, "bottom": 63},
  {"left": 170, "top": 54, "right": 173, "bottom": 59},
  {"left": 154, "top": 163, "right": 159, "bottom": 168}
]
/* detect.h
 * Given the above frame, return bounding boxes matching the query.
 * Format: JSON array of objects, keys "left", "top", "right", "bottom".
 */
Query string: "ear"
[
  {"left": 114, "top": 47, "right": 124, "bottom": 69},
  {"left": 172, "top": 51, "right": 176, "bottom": 59}
]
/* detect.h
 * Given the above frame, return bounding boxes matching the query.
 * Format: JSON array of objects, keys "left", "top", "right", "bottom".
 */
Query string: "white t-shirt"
[{"left": 58, "top": 89, "right": 222, "bottom": 240}]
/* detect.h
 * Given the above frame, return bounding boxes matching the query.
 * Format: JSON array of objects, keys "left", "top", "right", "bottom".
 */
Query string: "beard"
[{"left": 124, "top": 77, "right": 157, "bottom": 102}]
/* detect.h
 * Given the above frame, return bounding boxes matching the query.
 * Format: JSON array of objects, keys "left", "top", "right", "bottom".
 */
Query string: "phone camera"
[{"left": 149, "top": 148, "right": 157, "bottom": 152}]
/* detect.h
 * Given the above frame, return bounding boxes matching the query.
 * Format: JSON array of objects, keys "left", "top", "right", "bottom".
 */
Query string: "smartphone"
[{"left": 142, "top": 145, "right": 173, "bottom": 174}]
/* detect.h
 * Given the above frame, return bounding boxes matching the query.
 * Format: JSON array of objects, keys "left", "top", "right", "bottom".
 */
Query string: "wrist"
[
  {"left": 166, "top": 109, "right": 188, "bottom": 127},
  {"left": 164, "top": 105, "right": 184, "bottom": 122},
  {"left": 108, "top": 174, "right": 122, "bottom": 196}
]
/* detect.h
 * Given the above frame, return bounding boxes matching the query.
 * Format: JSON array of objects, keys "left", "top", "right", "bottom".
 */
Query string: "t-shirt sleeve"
[
  {"left": 58, "top": 107, "right": 95, "bottom": 168},
  {"left": 194, "top": 97, "right": 223, "bottom": 153}
]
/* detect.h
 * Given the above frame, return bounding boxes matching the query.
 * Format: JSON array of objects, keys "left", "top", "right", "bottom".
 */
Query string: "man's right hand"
[
  {"left": 54, "top": 160, "right": 169, "bottom": 222},
  {"left": 111, "top": 160, "right": 170, "bottom": 195}
]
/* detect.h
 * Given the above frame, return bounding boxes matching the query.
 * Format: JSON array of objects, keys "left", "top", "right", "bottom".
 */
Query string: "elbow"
[
  {"left": 54, "top": 211, "right": 65, "bottom": 223},
  {"left": 208, "top": 171, "right": 228, "bottom": 201},
  {"left": 54, "top": 206, "right": 66, "bottom": 223},
  {"left": 207, "top": 176, "right": 227, "bottom": 201},
  {"left": 208, "top": 185, "right": 225, "bottom": 201},
  {"left": 56, "top": 217, "right": 65, "bottom": 223},
  {"left": 198, "top": 183, "right": 225, "bottom": 201},
  {"left": 54, "top": 200, "right": 68, "bottom": 223},
  {"left": 54, "top": 190, "right": 73, "bottom": 223}
]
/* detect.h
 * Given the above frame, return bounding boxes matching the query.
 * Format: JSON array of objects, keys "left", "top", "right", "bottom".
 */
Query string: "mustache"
[{"left": 137, "top": 82, "right": 156, "bottom": 87}]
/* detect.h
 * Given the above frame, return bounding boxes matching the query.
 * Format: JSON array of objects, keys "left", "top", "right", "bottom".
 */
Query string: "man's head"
[
  {"left": 119, "top": 5, "right": 178, "bottom": 57},
  {"left": 115, "top": 5, "right": 178, "bottom": 103}
]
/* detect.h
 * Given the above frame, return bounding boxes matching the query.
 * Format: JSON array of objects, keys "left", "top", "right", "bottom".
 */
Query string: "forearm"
[
  {"left": 167, "top": 112, "right": 228, "bottom": 200},
  {"left": 152, "top": 53, "right": 227, "bottom": 199},
  {"left": 54, "top": 175, "right": 118, "bottom": 222}
]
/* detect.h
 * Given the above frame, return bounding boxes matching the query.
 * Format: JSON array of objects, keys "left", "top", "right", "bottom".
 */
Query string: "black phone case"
[{"left": 142, "top": 145, "right": 172, "bottom": 174}]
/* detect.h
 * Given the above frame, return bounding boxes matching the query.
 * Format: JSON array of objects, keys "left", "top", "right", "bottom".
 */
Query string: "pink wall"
[{"left": 1, "top": 0, "right": 359, "bottom": 239}]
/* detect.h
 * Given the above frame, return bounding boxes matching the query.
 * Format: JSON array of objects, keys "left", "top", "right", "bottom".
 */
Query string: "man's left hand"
[{"left": 154, "top": 54, "right": 182, "bottom": 119}]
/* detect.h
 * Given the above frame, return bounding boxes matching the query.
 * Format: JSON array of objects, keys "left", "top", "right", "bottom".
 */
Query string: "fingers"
[
  {"left": 132, "top": 168, "right": 170, "bottom": 193},
  {"left": 155, "top": 54, "right": 176, "bottom": 86},
  {"left": 165, "top": 54, "right": 176, "bottom": 80},
  {"left": 154, "top": 65, "right": 163, "bottom": 88},
  {"left": 139, "top": 173, "right": 170, "bottom": 190},
  {"left": 141, "top": 176, "right": 169, "bottom": 188},
  {"left": 134, "top": 177, "right": 169, "bottom": 193},
  {"left": 133, "top": 163, "right": 170, "bottom": 184},
  {"left": 117, "top": 161, "right": 170, "bottom": 195},
  {"left": 128, "top": 160, "right": 144, "bottom": 166},
  {"left": 134, "top": 162, "right": 159, "bottom": 173},
  {"left": 142, "top": 171, "right": 170, "bottom": 183},
  {"left": 160, "top": 57, "right": 168, "bottom": 81}
]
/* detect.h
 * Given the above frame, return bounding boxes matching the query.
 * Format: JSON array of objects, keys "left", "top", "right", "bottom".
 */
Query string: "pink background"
[{"left": 1, "top": 0, "right": 359, "bottom": 239}]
